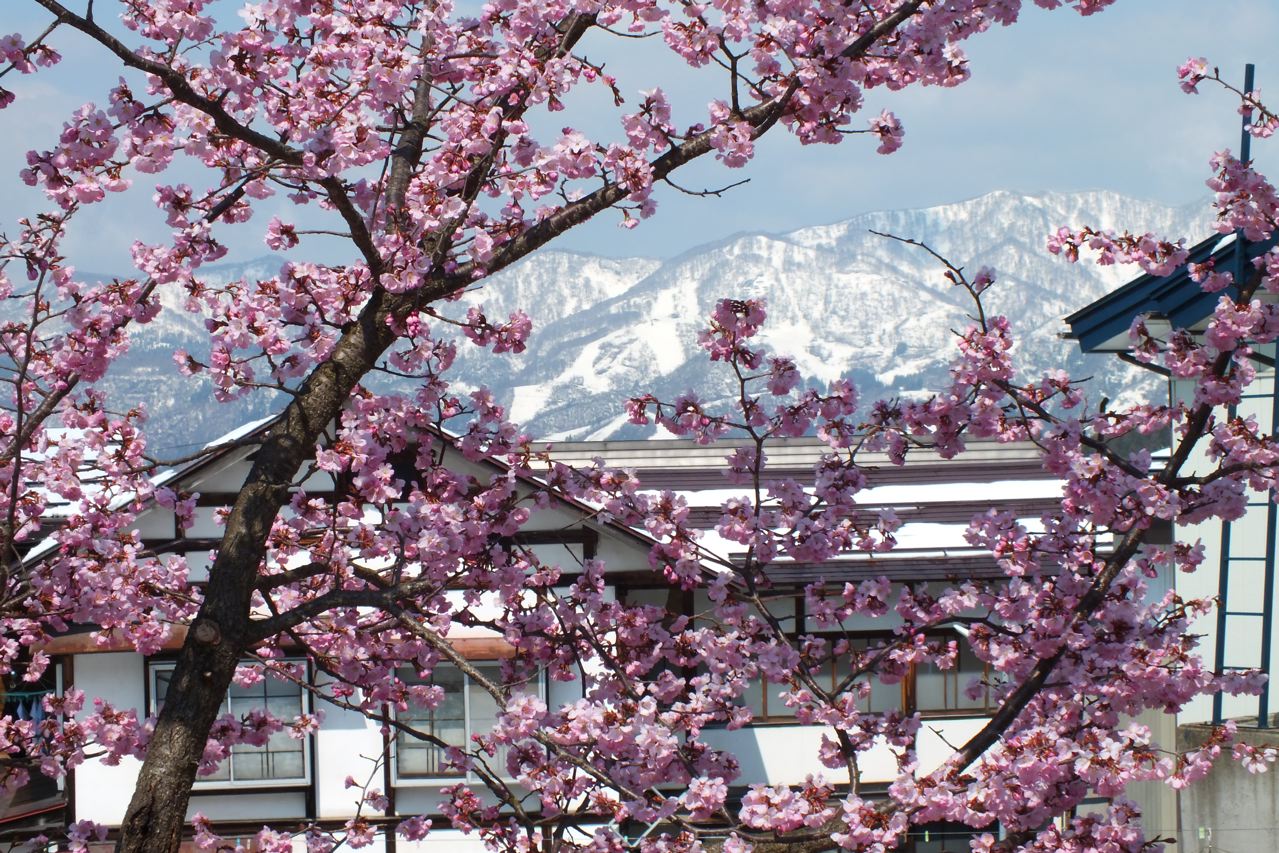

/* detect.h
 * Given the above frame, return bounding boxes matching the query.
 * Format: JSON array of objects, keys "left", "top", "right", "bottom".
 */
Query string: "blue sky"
[{"left": 3, "top": 0, "right": 1277, "bottom": 271}]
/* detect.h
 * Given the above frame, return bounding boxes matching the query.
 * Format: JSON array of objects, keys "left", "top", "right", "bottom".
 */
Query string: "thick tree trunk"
[
  {"left": 115, "top": 635, "right": 243, "bottom": 850},
  {"left": 109, "top": 15, "right": 622, "bottom": 846},
  {"left": 115, "top": 293, "right": 400, "bottom": 852}
]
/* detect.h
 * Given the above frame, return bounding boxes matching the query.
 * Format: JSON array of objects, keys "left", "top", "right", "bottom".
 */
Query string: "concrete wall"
[
  {"left": 1117, "top": 708, "right": 1180, "bottom": 844},
  {"left": 1175, "top": 722, "right": 1279, "bottom": 852}
]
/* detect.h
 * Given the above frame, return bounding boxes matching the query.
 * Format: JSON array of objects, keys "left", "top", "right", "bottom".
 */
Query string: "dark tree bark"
[
  {"left": 117, "top": 294, "right": 403, "bottom": 851},
  {"left": 13, "top": 2, "right": 932, "bottom": 849}
]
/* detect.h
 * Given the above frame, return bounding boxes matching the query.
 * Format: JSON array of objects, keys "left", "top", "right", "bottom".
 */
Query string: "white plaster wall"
[
  {"left": 399, "top": 830, "right": 486, "bottom": 852},
  {"left": 915, "top": 716, "right": 988, "bottom": 775},
  {"left": 133, "top": 506, "right": 175, "bottom": 539},
  {"left": 184, "top": 792, "right": 306, "bottom": 821},
  {"left": 392, "top": 784, "right": 443, "bottom": 818},
  {"left": 703, "top": 725, "right": 847, "bottom": 785},
  {"left": 72, "top": 654, "right": 318, "bottom": 826},
  {"left": 315, "top": 689, "right": 387, "bottom": 820},
  {"left": 594, "top": 530, "right": 651, "bottom": 571},
  {"left": 185, "top": 549, "right": 215, "bottom": 583},
  {"left": 519, "top": 503, "right": 588, "bottom": 533},
  {"left": 186, "top": 457, "right": 255, "bottom": 493},
  {"left": 200, "top": 831, "right": 317, "bottom": 853},
  {"left": 545, "top": 676, "right": 584, "bottom": 709},
  {"left": 188, "top": 505, "right": 228, "bottom": 539},
  {"left": 701, "top": 717, "right": 987, "bottom": 786},
  {"left": 523, "top": 542, "right": 585, "bottom": 571},
  {"left": 298, "top": 469, "right": 336, "bottom": 492},
  {"left": 72, "top": 653, "right": 145, "bottom": 825}
]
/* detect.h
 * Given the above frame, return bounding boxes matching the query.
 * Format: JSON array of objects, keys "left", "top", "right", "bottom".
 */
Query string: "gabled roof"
[
  {"left": 24, "top": 412, "right": 664, "bottom": 568},
  {"left": 539, "top": 436, "right": 1072, "bottom": 585},
  {"left": 20, "top": 416, "right": 279, "bottom": 564},
  {"left": 1064, "top": 232, "right": 1278, "bottom": 354},
  {"left": 29, "top": 417, "right": 1069, "bottom": 593}
]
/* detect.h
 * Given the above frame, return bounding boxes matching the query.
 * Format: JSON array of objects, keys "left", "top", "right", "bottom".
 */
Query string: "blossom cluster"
[{"left": 13, "top": 4, "right": 1279, "bottom": 853}]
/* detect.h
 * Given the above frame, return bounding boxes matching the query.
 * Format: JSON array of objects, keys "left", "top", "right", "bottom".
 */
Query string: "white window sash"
[{"left": 149, "top": 661, "right": 311, "bottom": 788}]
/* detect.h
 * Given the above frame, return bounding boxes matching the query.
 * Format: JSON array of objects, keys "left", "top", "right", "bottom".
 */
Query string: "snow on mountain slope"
[
  {"left": 71, "top": 190, "right": 1210, "bottom": 451},
  {"left": 505, "top": 190, "right": 1210, "bottom": 440}
]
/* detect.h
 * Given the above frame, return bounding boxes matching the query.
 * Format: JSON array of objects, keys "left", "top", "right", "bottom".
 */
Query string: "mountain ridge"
[{"left": 84, "top": 189, "right": 1211, "bottom": 452}]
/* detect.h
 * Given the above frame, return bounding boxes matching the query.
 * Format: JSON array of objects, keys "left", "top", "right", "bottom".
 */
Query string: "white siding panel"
[
  {"left": 133, "top": 508, "right": 175, "bottom": 540},
  {"left": 185, "top": 791, "right": 306, "bottom": 821},
  {"left": 315, "top": 697, "right": 386, "bottom": 820},
  {"left": 72, "top": 653, "right": 146, "bottom": 825}
]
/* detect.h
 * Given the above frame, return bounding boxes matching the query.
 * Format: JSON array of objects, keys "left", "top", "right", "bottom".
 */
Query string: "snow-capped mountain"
[
  {"left": 452, "top": 189, "right": 1209, "bottom": 440},
  {"left": 89, "top": 190, "right": 1211, "bottom": 453}
]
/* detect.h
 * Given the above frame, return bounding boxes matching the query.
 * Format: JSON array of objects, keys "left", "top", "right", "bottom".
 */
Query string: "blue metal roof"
[{"left": 1064, "top": 232, "right": 1277, "bottom": 353}]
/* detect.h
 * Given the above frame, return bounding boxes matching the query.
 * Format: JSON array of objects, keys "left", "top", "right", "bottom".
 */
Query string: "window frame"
[
  {"left": 0, "top": 658, "right": 67, "bottom": 816},
  {"left": 744, "top": 632, "right": 911, "bottom": 724},
  {"left": 622, "top": 585, "right": 997, "bottom": 724},
  {"left": 746, "top": 629, "right": 996, "bottom": 722},
  {"left": 907, "top": 633, "right": 997, "bottom": 717},
  {"left": 147, "top": 658, "right": 313, "bottom": 790},
  {"left": 391, "top": 661, "right": 544, "bottom": 787}
]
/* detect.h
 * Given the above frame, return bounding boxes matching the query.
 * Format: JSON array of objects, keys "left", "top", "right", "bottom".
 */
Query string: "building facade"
[
  {"left": 0, "top": 425, "right": 1070, "bottom": 851},
  {"left": 1066, "top": 229, "right": 1279, "bottom": 850}
]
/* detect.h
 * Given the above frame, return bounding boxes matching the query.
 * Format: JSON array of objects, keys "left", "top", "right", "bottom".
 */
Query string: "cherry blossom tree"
[{"left": 4, "top": 2, "right": 1279, "bottom": 852}]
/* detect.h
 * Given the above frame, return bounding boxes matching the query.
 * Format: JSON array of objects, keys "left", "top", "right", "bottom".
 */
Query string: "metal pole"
[
  {"left": 1241, "top": 64, "right": 1255, "bottom": 165},
  {"left": 1212, "top": 64, "right": 1258, "bottom": 726},
  {"left": 1212, "top": 503, "right": 1233, "bottom": 725}
]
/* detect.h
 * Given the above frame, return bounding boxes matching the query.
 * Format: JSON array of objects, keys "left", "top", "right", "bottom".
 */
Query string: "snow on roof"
[
  {"left": 21, "top": 416, "right": 280, "bottom": 564},
  {"left": 23, "top": 413, "right": 1073, "bottom": 590},
  {"left": 668, "top": 478, "right": 1062, "bottom": 509},
  {"left": 201, "top": 414, "right": 278, "bottom": 451},
  {"left": 30, "top": 414, "right": 276, "bottom": 523},
  {"left": 564, "top": 439, "right": 1073, "bottom": 584}
]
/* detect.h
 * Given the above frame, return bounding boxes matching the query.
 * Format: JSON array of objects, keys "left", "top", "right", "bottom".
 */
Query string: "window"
[
  {"left": 151, "top": 662, "right": 309, "bottom": 786},
  {"left": 0, "top": 661, "right": 65, "bottom": 819},
  {"left": 739, "top": 632, "right": 995, "bottom": 722},
  {"left": 744, "top": 637, "right": 902, "bottom": 722},
  {"left": 837, "top": 637, "right": 904, "bottom": 715},
  {"left": 906, "top": 822, "right": 987, "bottom": 852},
  {"left": 394, "top": 663, "right": 538, "bottom": 781},
  {"left": 623, "top": 587, "right": 997, "bottom": 722},
  {"left": 912, "top": 639, "right": 995, "bottom": 715}
]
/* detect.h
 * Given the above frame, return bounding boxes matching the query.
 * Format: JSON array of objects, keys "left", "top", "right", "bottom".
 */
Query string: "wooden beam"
[{"left": 36, "top": 626, "right": 189, "bottom": 655}]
